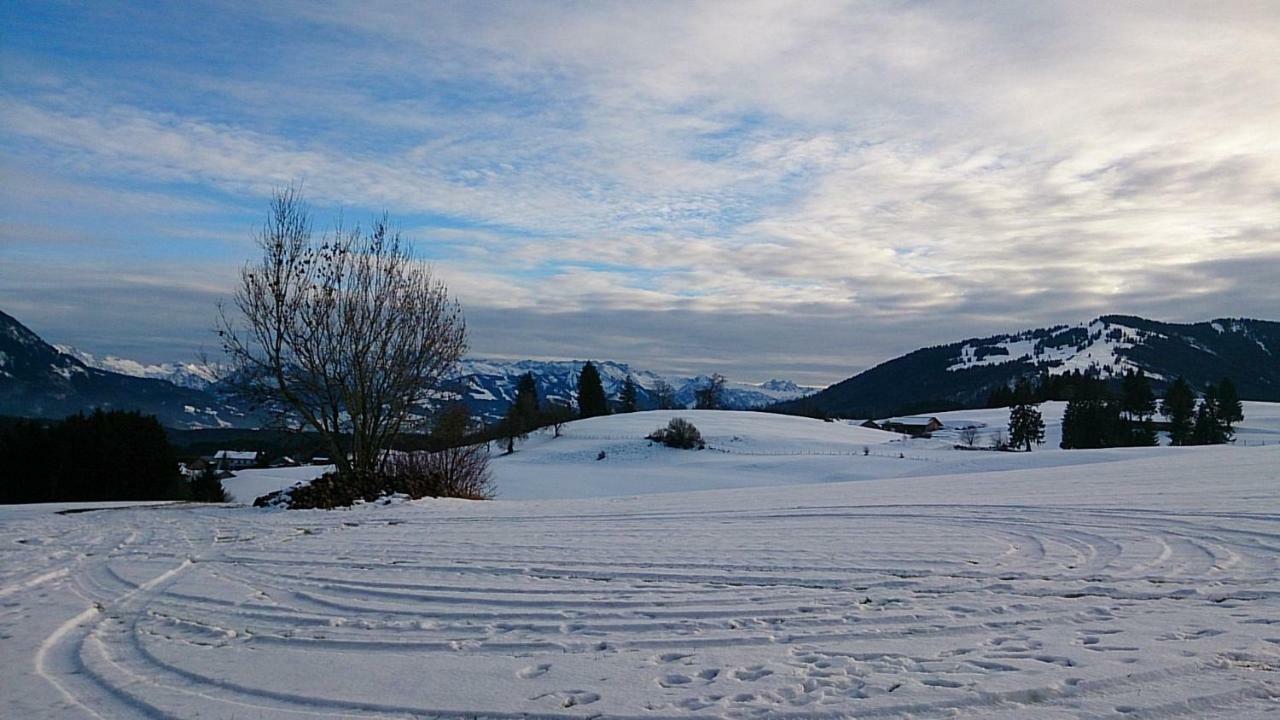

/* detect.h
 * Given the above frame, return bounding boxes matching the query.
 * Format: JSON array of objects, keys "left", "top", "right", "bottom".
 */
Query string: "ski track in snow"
[{"left": 4, "top": 448, "right": 1280, "bottom": 717}]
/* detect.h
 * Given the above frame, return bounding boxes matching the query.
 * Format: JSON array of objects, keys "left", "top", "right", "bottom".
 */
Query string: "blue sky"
[{"left": 2, "top": 1, "right": 1278, "bottom": 384}]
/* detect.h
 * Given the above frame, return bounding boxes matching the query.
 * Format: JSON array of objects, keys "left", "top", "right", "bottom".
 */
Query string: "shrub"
[
  {"left": 648, "top": 417, "right": 705, "bottom": 449},
  {"left": 255, "top": 444, "right": 492, "bottom": 509},
  {"left": 382, "top": 446, "right": 493, "bottom": 500},
  {"left": 189, "top": 468, "right": 229, "bottom": 503}
]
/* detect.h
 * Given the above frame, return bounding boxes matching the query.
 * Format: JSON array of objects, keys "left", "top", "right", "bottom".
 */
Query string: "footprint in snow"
[
  {"left": 517, "top": 663, "right": 551, "bottom": 679},
  {"left": 731, "top": 666, "right": 773, "bottom": 681},
  {"left": 657, "top": 673, "right": 692, "bottom": 688}
]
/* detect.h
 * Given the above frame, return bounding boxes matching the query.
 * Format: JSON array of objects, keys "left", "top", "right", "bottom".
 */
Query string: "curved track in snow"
[{"left": 3, "top": 447, "right": 1279, "bottom": 718}]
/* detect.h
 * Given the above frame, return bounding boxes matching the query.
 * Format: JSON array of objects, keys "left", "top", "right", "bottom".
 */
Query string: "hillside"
[
  {"left": 0, "top": 311, "right": 254, "bottom": 429},
  {"left": 779, "top": 315, "right": 1278, "bottom": 418}
]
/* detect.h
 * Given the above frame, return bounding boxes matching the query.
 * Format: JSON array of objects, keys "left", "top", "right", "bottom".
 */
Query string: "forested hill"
[{"left": 777, "top": 316, "right": 1278, "bottom": 419}]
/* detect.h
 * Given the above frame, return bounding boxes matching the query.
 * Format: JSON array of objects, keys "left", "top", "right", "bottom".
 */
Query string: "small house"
[
  {"left": 876, "top": 416, "right": 944, "bottom": 437},
  {"left": 209, "top": 450, "right": 258, "bottom": 472}
]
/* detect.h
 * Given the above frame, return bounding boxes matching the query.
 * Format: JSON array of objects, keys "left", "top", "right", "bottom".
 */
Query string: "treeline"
[
  {"left": 488, "top": 363, "right": 728, "bottom": 453},
  {"left": 988, "top": 370, "right": 1243, "bottom": 450},
  {"left": 0, "top": 410, "right": 226, "bottom": 504}
]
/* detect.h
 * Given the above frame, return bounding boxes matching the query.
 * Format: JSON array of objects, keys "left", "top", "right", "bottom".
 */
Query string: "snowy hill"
[
  {"left": 6, "top": 410, "right": 1279, "bottom": 718},
  {"left": 782, "top": 315, "right": 1279, "bottom": 418},
  {"left": 487, "top": 402, "right": 1280, "bottom": 500}
]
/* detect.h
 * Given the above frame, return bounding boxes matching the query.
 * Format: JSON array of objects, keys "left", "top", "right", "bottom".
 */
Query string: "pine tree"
[
  {"left": 1060, "top": 377, "right": 1121, "bottom": 449},
  {"left": 1119, "top": 370, "right": 1157, "bottom": 446},
  {"left": 1216, "top": 377, "right": 1243, "bottom": 433},
  {"left": 620, "top": 375, "right": 639, "bottom": 413},
  {"left": 577, "top": 362, "right": 609, "bottom": 418},
  {"left": 513, "top": 372, "right": 540, "bottom": 430},
  {"left": 1161, "top": 377, "right": 1196, "bottom": 446},
  {"left": 502, "top": 403, "right": 527, "bottom": 454},
  {"left": 1192, "top": 383, "right": 1229, "bottom": 445},
  {"left": 1007, "top": 379, "right": 1045, "bottom": 451}
]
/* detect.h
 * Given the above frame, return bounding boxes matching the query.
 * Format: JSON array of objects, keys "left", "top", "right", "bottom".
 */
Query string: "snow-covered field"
[{"left": 3, "top": 407, "right": 1279, "bottom": 718}]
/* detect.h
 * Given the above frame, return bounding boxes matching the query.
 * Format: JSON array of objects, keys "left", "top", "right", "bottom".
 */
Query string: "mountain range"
[
  {"left": 4, "top": 310, "right": 1275, "bottom": 429},
  {"left": 0, "top": 311, "right": 813, "bottom": 428},
  {"left": 776, "top": 315, "right": 1278, "bottom": 419}
]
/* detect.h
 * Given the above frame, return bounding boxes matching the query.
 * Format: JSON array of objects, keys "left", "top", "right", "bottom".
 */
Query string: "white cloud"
[{"left": 1, "top": 1, "right": 1277, "bottom": 380}]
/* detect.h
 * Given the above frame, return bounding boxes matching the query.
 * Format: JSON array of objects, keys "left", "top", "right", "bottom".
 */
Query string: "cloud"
[{"left": 1, "top": 1, "right": 1277, "bottom": 381}]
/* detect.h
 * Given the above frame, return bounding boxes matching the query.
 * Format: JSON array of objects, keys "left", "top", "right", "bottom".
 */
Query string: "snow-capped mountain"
[
  {"left": 780, "top": 315, "right": 1279, "bottom": 419},
  {"left": 53, "top": 345, "right": 220, "bottom": 391},
  {"left": 0, "top": 311, "right": 254, "bottom": 429},
  {"left": 445, "top": 359, "right": 815, "bottom": 424},
  {"left": 5, "top": 310, "right": 813, "bottom": 428}
]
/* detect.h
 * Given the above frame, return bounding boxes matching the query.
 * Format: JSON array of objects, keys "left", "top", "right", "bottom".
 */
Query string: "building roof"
[
  {"left": 213, "top": 450, "right": 257, "bottom": 460},
  {"left": 881, "top": 416, "right": 941, "bottom": 426}
]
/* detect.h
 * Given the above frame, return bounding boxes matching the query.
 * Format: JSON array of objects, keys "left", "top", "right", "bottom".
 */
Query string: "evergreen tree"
[
  {"left": 189, "top": 467, "right": 229, "bottom": 503},
  {"left": 1161, "top": 376, "right": 1196, "bottom": 446},
  {"left": 513, "top": 372, "right": 541, "bottom": 430},
  {"left": 1192, "top": 383, "right": 1230, "bottom": 445},
  {"left": 1119, "top": 370, "right": 1158, "bottom": 446},
  {"left": 1216, "top": 377, "right": 1243, "bottom": 432},
  {"left": 1120, "top": 370, "right": 1156, "bottom": 420},
  {"left": 620, "top": 375, "right": 639, "bottom": 413},
  {"left": 694, "top": 373, "right": 726, "bottom": 410},
  {"left": 1007, "top": 379, "right": 1045, "bottom": 451},
  {"left": 577, "top": 362, "right": 609, "bottom": 418},
  {"left": 1060, "top": 378, "right": 1121, "bottom": 449},
  {"left": 502, "top": 403, "right": 527, "bottom": 454}
]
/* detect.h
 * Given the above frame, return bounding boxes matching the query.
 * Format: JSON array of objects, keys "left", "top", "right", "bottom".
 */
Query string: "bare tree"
[
  {"left": 694, "top": 373, "right": 726, "bottom": 410},
  {"left": 652, "top": 379, "right": 678, "bottom": 410},
  {"left": 218, "top": 187, "right": 467, "bottom": 484},
  {"left": 959, "top": 426, "right": 979, "bottom": 448}
]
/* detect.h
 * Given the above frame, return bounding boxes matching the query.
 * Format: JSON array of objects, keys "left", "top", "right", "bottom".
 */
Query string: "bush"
[
  {"left": 255, "top": 444, "right": 492, "bottom": 509},
  {"left": 647, "top": 417, "right": 705, "bottom": 449},
  {"left": 189, "top": 468, "right": 229, "bottom": 503},
  {"left": 381, "top": 446, "right": 493, "bottom": 500}
]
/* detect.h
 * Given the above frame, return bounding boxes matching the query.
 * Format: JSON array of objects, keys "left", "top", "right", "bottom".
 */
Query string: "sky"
[{"left": 1, "top": 1, "right": 1278, "bottom": 385}]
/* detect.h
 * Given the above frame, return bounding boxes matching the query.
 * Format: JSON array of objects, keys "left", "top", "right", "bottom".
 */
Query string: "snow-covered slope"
[
  {"left": 3, "top": 437, "right": 1278, "bottom": 718},
  {"left": 785, "top": 315, "right": 1279, "bottom": 418},
  {"left": 54, "top": 345, "right": 220, "bottom": 391},
  {"left": 487, "top": 402, "right": 1280, "bottom": 500},
  {"left": 0, "top": 310, "right": 254, "bottom": 428}
]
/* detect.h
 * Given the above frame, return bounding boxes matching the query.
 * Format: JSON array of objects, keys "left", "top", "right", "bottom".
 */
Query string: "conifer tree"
[
  {"left": 1192, "top": 383, "right": 1229, "bottom": 445},
  {"left": 1007, "top": 379, "right": 1045, "bottom": 451},
  {"left": 1161, "top": 377, "right": 1196, "bottom": 446},
  {"left": 1060, "top": 377, "right": 1120, "bottom": 449},
  {"left": 620, "top": 374, "right": 639, "bottom": 413},
  {"left": 513, "top": 372, "right": 540, "bottom": 430},
  {"left": 1119, "top": 370, "right": 1158, "bottom": 446},
  {"left": 577, "top": 362, "right": 609, "bottom": 418},
  {"left": 1216, "top": 377, "right": 1243, "bottom": 433}
]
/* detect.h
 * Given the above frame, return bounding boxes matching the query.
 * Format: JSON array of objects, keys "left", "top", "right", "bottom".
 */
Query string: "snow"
[
  {"left": 3, "top": 407, "right": 1280, "bottom": 718},
  {"left": 221, "top": 465, "right": 332, "bottom": 503},
  {"left": 945, "top": 318, "right": 1172, "bottom": 379}
]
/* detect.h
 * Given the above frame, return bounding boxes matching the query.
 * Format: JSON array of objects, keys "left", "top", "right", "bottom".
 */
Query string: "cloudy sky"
[{"left": 2, "top": 1, "right": 1277, "bottom": 384}]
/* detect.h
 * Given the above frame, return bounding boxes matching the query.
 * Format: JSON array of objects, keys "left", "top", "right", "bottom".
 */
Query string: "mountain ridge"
[{"left": 776, "top": 314, "right": 1278, "bottom": 419}]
